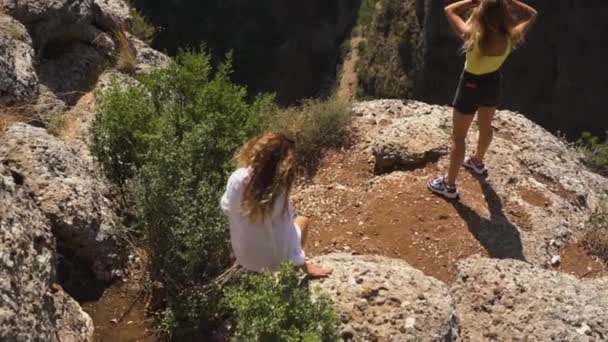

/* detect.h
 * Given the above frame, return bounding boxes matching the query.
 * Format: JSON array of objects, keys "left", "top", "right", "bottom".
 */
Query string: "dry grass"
[
  {"left": 0, "top": 109, "right": 33, "bottom": 136},
  {"left": 583, "top": 199, "right": 608, "bottom": 265},
  {"left": 112, "top": 20, "right": 136, "bottom": 74},
  {"left": 261, "top": 98, "right": 352, "bottom": 172}
]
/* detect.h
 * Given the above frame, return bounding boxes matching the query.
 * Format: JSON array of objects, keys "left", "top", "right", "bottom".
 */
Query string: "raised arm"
[
  {"left": 445, "top": 0, "right": 478, "bottom": 41},
  {"left": 510, "top": 0, "right": 538, "bottom": 44}
]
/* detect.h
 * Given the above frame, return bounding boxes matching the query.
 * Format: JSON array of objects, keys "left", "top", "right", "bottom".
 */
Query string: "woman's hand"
[{"left": 303, "top": 263, "right": 333, "bottom": 278}]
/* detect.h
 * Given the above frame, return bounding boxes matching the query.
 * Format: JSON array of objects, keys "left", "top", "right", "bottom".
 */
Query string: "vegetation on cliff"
[{"left": 91, "top": 48, "right": 349, "bottom": 338}]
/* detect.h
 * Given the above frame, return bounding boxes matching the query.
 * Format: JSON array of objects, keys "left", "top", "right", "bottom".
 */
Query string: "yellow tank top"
[{"left": 464, "top": 36, "right": 511, "bottom": 75}]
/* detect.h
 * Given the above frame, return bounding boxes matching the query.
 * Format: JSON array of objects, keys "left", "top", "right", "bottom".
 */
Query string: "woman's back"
[
  {"left": 465, "top": 33, "right": 511, "bottom": 75},
  {"left": 221, "top": 167, "right": 305, "bottom": 272}
]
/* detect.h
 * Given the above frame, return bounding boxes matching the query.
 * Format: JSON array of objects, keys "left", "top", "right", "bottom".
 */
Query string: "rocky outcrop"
[
  {"left": 358, "top": 0, "right": 608, "bottom": 138},
  {"left": 0, "top": 14, "right": 38, "bottom": 105},
  {"left": 137, "top": 0, "right": 360, "bottom": 104},
  {"left": 361, "top": 100, "right": 608, "bottom": 265},
  {"left": 311, "top": 254, "right": 460, "bottom": 341},
  {"left": 0, "top": 0, "right": 166, "bottom": 121},
  {"left": 0, "top": 163, "right": 93, "bottom": 341},
  {"left": 0, "top": 123, "right": 125, "bottom": 281},
  {"left": 452, "top": 256, "right": 608, "bottom": 341}
]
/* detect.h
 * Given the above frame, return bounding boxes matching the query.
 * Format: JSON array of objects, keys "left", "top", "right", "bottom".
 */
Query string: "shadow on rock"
[{"left": 451, "top": 175, "right": 526, "bottom": 261}]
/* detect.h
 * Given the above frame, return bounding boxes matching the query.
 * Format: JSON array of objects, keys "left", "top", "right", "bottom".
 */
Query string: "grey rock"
[
  {"left": 0, "top": 163, "right": 93, "bottom": 341},
  {"left": 0, "top": 14, "right": 38, "bottom": 105},
  {"left": 452, "top": 256, "right": 608, "bottom": 341},
  {"left": 0, "top": 123, "right": 126, "bottom": 280},
  {"left": 372, "top": 112, "right": 450, "bottom": 173},
  {"left": 311, "top": 254, "right": 461, "bottom": 342}
]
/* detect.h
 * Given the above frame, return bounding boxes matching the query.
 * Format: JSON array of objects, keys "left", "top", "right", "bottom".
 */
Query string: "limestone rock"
[
  {"left": 0, "top": 163, "right": 93, "bottom": 341},
  {"left": 0, "top": 14, "right": 38, "bottom": 105},
  {"left": 0, "top": 123, "right": 125, "bottom": 280},
  {"left": 311, "top": 254, "right": 461, "bottom": 341},
  {"left": 372, "top": 112, "right": 450, "bottom": 173},
  {"left": 53, "top": 290, "right": 95, "bottom": 341},
  {"left": 452, "top": 256, "right": 608, "bottom": 341}
]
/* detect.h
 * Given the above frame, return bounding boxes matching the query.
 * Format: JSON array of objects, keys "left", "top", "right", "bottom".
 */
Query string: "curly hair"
[{"left": 235, "top": 133, "right": 296, "bottom": 223}]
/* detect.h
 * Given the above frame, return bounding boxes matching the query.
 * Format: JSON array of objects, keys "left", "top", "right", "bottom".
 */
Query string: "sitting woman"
[{"left": 221, "top": 133, "right": 333, "bottom": 278}]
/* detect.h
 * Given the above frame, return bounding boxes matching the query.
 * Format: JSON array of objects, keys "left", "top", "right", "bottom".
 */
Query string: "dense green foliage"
[
  {"left": 91, "top": 49, "right": 349, "bottom": 339},
  {"left": 579, "top": 132, "right": 608, "bottom": 177},
  {"left": 226, "top": 264, "right": 339, "bottom": 342},
  {"left": 91, "top": 49, "right": 272, "bottom": 337},
  {"left": 127, "top": 0, "right": 156, "bottom": 44}
]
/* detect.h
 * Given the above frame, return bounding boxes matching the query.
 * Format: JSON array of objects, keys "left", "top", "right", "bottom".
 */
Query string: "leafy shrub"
[
  {"left": 339, "top": 39, "right": 351, "bottom": 62},
  {"left": 357, "top": 0, "right": 378, "bottom": 30},
  {"left": 357, "top": 40, "right": 367, "bottom": 57},
  {"left": 262, "top": 98, "right": 351, "bottom": 167},
  {"left": 226, "top": 263, "right": 339, "bottom": 342},
  {"left": 91, "top": 84, "right": 154, "bottom": 185},
  {"left": 579, "top": 132, "right": 608, "bottom": 177},
  {"left": 127, "top": 0, "right": 156, "bottom": 44},
  {"left": 583, "top": 199, "right": 608, "bottom": 265},
  {"left": 91, "top": 48, "right": 273, "bottom": 337}
]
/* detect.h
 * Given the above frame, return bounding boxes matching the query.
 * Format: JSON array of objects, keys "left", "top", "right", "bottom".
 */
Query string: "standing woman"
[{"left": 428, "top": 0, "right": 537, "bottom": 199}]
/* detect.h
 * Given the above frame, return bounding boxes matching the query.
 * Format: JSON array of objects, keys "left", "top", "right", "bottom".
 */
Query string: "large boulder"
[
  {"left": 364, "top": 100, "right": 608, "bottom": 265},
  {"left": 0, "top": 163, "right": 93, "bottom": 341},
  {"left": 0, "top": 14, "right": 38, "bottom": 105},
  {"left": 311, "top": 254, "right": 460, "bottom": 341},
  {"left": 452, "top": 256, "right": 608, "bottom": 341},
  {"left": 0, "top": 123, "right": 125, "bottom": 280}
]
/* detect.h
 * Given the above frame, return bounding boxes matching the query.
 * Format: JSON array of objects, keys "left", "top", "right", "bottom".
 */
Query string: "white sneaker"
[
  {"left": 427, "top": 176, "right": 459, "bottom": 199},
  {"left": 464, "top": 156, "right": 488, "bottom": 175}
]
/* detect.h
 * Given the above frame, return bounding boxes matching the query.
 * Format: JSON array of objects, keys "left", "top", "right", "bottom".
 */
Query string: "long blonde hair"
[
  {"left": 464, "top": 0, "right": 516, "bottom": 54},
  {"left": 236, "top": 133, "right": 296, "bottom": 223}
]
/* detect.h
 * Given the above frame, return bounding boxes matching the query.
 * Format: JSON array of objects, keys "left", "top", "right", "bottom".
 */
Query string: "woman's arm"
[
  {"left": 445, "top": 0, "right": 478, "bottom": 41},
  {"left": 510, "top": 0, "right": 538, "bottom": 44}
]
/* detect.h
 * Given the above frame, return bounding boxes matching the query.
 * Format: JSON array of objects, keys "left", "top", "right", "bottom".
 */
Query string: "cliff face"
[
  {"left": 137, "top": 0, "right": 361, "bottom": 105},
  {"left": 359, "top": 0, "right": 608, "bottom": 138}
]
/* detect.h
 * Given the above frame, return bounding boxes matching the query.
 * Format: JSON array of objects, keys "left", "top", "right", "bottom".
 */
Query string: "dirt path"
[
  {"left": 80, "top": 254, "right": 157, "bottom": 342},
  {"left": 337, "top": 36, "right": 363, "bottom": 102},
  {"left": 295, "top": 141, "right": 606, "bottom": 284}
]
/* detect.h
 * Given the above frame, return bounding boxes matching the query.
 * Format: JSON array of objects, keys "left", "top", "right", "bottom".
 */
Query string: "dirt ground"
[{"left": 296, "top": 147, "right": 606, "bottom": 284}]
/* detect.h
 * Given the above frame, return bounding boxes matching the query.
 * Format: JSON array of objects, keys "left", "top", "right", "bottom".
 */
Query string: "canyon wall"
[{"left": 138, "top": 0, "right": 361, "bottom": 105}]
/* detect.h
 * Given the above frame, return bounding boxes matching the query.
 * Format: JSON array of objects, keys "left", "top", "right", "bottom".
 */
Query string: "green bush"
[
  {"left": 339, "top": 39, "right": 351, "bottom": 62},
  {"left": 583, "top": 199, "right": 608, "bottom": 265},
  {"left": 226, "top": 264, "right": 339, "bottom": 342},
  {"left": 579, "top": 132, "right": 608, "bottom": 177},
  {"left": 91, "top": 84, "right": 155, "bottom": 185},
  {"left": 262, "top": 99, "right": 351, "bottom": 167},
  {"left": 127, "top": 0, "right": 156, "bottom": 44},
  {"left": 358, "top": 0, "right": 378, "bottom": 30},
  {"left": 357, "top": 40, "right": 367, "bottom": 57},
  {"left": 91, "top": 48, "right": 273, "bottom": 337}
]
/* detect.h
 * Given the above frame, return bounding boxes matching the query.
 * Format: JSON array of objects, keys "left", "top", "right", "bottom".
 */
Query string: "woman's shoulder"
[{"left": 227, "top": 167, "right": 253, "bottom": 187}]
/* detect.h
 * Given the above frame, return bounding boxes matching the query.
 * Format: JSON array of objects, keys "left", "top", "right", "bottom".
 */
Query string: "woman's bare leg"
[
  {"left": 474, "top": 106, "right": 496, "bottom": 163},
  {"left": 446, "top": 110, "right": 475, "bottom": 186},
  {"left": 294, "top": 216, "right": 310, "bottom": 247}
]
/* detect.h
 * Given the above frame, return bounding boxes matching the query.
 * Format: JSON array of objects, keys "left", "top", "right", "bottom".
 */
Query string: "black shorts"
[{"left": 452, "top": 70, "right": 502, "bottom": 114}]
